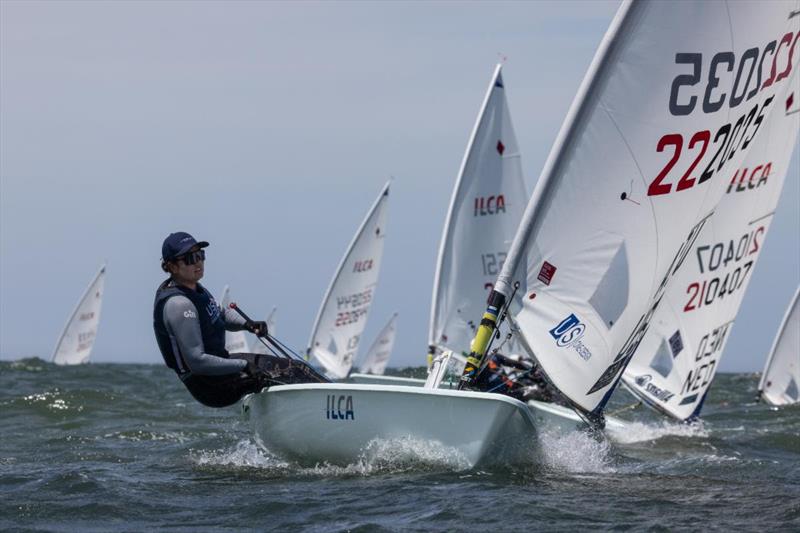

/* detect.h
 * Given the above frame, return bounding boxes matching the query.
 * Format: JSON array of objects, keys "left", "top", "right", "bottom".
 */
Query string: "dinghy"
[
  {"left": 759, "top": 287, "right": 800, "bottom": 406},
  {"left": 52, "top": 264, "right": 106, "bottom": 365},
  {"left": 219, "top": 285, "right": 250, "bottom": 354},
  {"left": 245, "top": 69, "right": 548, "bottom": 465},
  {"left": 622, "top": 22, "right": 800, "bottom": 420},
  {"left": 458, "top": 0, "right": 800, "bottom": 429}
]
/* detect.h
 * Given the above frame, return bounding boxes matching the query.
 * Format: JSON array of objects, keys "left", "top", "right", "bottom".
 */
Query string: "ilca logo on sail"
[{"left": 549, "top": 314, "right": 592, "bottom": 361}]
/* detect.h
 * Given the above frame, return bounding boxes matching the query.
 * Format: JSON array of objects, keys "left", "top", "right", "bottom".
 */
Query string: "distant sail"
[
  {"left": 251, "top": 307, "right": 277, "bottom": 355},
  {"left": 429, "top": 64, "right": 527, "bottom": 358},
  {"left": 52, "top": 264, "right": 106, "bottom": 365},
  {"left": 219, "top": 285, "right": 250, "bottom": 354},
  {"left": 470, "top": 0, "right": 800, "bottom": 419},
  {"left": 359, "top": 313, "right": 398, "bottom": 375},
  {"left": 623, "top": 48, "right": 800, "bottom": 420},
  {"left": 307, "top": 182, "right": 390, "bottom": 379},
  {"left": 759, "top": 287, "right": 800, "bottom": 406}
]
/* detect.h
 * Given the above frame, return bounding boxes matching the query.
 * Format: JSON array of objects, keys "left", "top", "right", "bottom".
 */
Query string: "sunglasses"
[{"left": 176, "top": 249, "right": 206, "bottom": 265}]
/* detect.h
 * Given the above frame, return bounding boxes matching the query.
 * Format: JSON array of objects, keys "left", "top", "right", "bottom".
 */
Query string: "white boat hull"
[{"left": 243, "top": 383, "right": 538, "bottom": 467}]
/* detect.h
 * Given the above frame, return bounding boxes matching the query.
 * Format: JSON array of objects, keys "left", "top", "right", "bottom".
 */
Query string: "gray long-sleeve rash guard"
[{"left": 162, "top": 295, "right": 248, "bottom": 376}]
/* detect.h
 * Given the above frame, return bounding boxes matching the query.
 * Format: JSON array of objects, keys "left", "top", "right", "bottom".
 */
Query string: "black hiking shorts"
[{"left": 181, "top": 353, "right": 328, "bottom": 408}]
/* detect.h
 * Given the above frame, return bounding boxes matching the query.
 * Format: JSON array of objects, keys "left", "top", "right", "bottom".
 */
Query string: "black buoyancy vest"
[{"left": 153, "top": 279, "right": 228, "bottom": 374}]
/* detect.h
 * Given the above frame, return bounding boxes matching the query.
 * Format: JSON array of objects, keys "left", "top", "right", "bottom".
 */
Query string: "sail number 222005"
[{"left": 648, "top": 28, "right": 796, "bottom": 197}]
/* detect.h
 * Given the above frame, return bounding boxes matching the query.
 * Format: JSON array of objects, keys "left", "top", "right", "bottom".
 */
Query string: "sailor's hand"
[{"left": 246, "top": 321, "right": 268, "bottom": 337}]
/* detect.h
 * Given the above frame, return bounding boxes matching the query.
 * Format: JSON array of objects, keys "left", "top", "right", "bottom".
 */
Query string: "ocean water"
[{"left": 1, "top": 359, "right": 798, "bottom": 531}]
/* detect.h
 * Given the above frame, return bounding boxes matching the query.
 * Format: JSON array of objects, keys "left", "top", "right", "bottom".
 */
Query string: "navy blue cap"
[{"left": 161, "top": 232, "right": 209, "bottom": 261}]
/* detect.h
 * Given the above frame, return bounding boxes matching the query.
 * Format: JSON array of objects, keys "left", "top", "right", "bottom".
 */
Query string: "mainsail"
[
  {"left": 52, "top": 264, "right": 106, "bottom": 365},
  {"left": 462, "top": 0, "right": 800, "bottom": 421},
  {"left": 428, "top": 63, "right": 527, "bottom": 359},
  {"left": 759, "top": 287, "right": 800, "bottom": 406},
  {"left": 358, "top": 313, "right": 398, "bottom": 375},
  {"left": 623, "top": 52, "right": 800, "bottom": 420},
  {"left": 251, "top": 307, "right": 277, "bottom": 355},
  {"left": 219, "top": 285, "right": 250, "bottom": 354},
  {"left": 307, "top": 181, "right": 390, "bottom": 379}
]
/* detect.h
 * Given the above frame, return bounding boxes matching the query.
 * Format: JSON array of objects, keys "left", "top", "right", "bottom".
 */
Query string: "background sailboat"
[
  {"left": 759, "top": 287, "right": 800, "bottom": 406},
  {"left": 52, "top": 264, "right": 106, "bottom": 365},
  {"left": 460, "top": 0, "right": 799, "bottom": 426},
  {"left": 307, "top": 181, "right": 390, "bottom": 379},
  {"left": 219, "top": 285, "right": 250, "bottom": 354},
  {"left": 357, "top": 313, "right": 398, "bottom": 376},
  {"left": 428, "top": 63, "right": 527, "bottom": 367}
]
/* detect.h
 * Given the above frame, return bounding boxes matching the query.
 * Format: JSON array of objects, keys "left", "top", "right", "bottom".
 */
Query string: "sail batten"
[{"left": 307, "top": 181, "right": 390, "bottom": 379}]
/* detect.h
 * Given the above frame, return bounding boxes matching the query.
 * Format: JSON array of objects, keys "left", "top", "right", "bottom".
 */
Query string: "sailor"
[{"left": 153, "top": 231, "right": 327, "bottom": 408}]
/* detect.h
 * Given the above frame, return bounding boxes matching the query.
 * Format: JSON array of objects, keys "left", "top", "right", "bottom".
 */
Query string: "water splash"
[
  {"left": 193, "top": 439, "right": 290, "bottom": 470},
  {"left": 357, "top": 435, "right": 472, "bottom": 472},
  {"left": 192, "top": 436, "right": 474, "bottom": 476},
  {"left": 538, "top": 429, "right": 614, "bottom": 474}
]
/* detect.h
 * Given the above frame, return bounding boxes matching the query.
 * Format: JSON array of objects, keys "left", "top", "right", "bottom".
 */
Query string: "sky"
[{"left": 1, "top": 0, "right": 798, "bottom": 372}]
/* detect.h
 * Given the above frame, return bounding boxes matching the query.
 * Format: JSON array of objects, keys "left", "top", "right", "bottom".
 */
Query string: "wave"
[
  {"left": 191, "top": 436, "right": 475, "bottom": 477},
  {"left": 606, "top": 419, "right": 709, "bottom": 444}
]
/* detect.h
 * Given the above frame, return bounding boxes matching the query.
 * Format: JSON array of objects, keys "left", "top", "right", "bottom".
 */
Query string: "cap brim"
[{"left": 173, "top": 240, "right": 209, "bottom": 258}]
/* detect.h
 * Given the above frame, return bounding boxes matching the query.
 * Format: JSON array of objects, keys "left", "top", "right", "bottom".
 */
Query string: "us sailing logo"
[{"left": 549, "top": 314, "right": 592, "bottom": 361}]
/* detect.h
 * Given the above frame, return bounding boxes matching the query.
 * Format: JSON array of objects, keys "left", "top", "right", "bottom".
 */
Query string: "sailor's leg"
[{"left": 182, "top": 372, "right": 261, "bottom": 408}]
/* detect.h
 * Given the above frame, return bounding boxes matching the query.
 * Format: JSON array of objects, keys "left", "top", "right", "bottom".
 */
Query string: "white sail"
[
  {"left": 219, "top": 285, "right": 250, "bottom": 354},
  {"left": 308, "top": 181, "right": 390, "bottom": 379},
  {"left": 359, "top": 313, "right": 398, "bottom": 375},
  {"left": 52, "top": 264, "right": 106, "bottom": 365},
  {"left": 429, "top": 64, "right": 527, "bottom": 357},
  {"left": 482, "top": 0, "right": 800, "bottom": 418},
  {"left": 759, "top": 287, "right": 800, "bottom": 406},
  {"left": 623, "top": 53, "right": 800, "bottom": 420},
  {"left": 251, "top": 307, "right": 277, "bottom": 355}
]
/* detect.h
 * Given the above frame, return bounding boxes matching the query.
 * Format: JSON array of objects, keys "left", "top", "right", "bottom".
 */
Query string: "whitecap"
[{"left": 606, "top": 419, "right": 708, "bottom": 444}]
